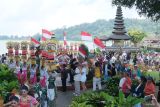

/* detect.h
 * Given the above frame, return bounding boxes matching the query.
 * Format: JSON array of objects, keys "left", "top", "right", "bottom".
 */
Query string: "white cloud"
[{"left": 0, "top": 0, "right": 143, "bottom": 36}]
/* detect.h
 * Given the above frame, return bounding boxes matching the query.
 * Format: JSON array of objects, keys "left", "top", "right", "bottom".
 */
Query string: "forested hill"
[
  {"left": 0, "top": 19, "right": 159, "bottom": 40},
  {"left": 41, "top": 18, "right": 159, "bottom": 40}
]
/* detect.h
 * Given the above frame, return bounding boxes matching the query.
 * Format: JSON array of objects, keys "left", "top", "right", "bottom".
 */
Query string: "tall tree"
[
  {"left": 128, "top": 29, "right": 147, "bottom": 46},
  {"left": 112, "top": 0, "right": 160, "bottom": 21}
]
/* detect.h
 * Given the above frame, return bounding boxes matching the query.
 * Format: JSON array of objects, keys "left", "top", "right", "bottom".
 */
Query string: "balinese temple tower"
[{"left": 101, "top": 6, "right": 131, "bottom": 46}]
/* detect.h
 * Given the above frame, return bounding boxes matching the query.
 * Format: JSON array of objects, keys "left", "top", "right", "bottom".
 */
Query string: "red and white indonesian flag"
[
  {"left": 42, "top": 29, "right": 54, "bottom": 40},
  {"left": 41, "top": 36, "right": 47, "bottom": 41},
  {"left": 81, "top": 31, "right": 92, "bottom": 41},
  {"left": 94, "top": 37, "right": 106, "bottom": 49},
  {"left": 31, "top": 37, "right": 40, "bottom": 47}
]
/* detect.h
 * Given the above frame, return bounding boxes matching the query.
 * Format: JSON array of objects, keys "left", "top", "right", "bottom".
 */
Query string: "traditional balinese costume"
[
  {"left": 40, "top": 67, "right": 49, "bottom": 88},
  {"left": 29, "top": 64, "right": 38, "bottom": 85},
  {"left": 19, "top": 85, "right": 38, "bottom": 107},
  {"left": 19, "top": 95, "right": 38, "bottom": 107},
  {"left": 21, "top": 64, "right": 28, "bottom": 84},
  {"left": 16, "top": 64, "right": 21, "bottom": 83}
]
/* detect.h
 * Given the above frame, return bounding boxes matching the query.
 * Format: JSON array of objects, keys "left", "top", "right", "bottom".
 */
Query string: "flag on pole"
[
  {"left": 63, "top": 31, "right": 67, "bottom": 46},
  {"left": 93, "top": 37, "right": 106, "bottom": 49},
  {"left": 81, "top": 31, "right": 92, "bottom": 41},
  {"left": 42, "top": 29, "right": 54, "bottom": 40},
  {"left": 31, "top": 37, "right": 40, "bottom": 47}
]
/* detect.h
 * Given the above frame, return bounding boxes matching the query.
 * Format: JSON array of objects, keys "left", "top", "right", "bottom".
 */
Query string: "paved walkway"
[
  {"left": 55, "top": 73, "right": 74, "bottom": 107},
  {"left": 56, "top": 90, "right": 74, "bottom": 107}
]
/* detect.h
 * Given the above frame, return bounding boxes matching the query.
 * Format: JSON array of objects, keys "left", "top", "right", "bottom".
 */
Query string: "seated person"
[{"left": 144, "top": 76, "right": 156, "bottom": 96}]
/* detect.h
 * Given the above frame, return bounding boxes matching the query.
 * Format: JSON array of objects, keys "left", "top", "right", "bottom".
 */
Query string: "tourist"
[
  {"left": 132, "top": 65, "right": 141, "bottom": 79},
  {"left": 69, "top": 57, "right": 77, "bottom": 84},
  {"left": 8, "top": 59, "right": 15, "bottom": 70},
  {"left": 110, "top": 63, "right": 116, "bottom": 77},
  {"left": 122, "top": 72, "right": 132, "bottom": 97},
  {"left": 73, "top": 62, "right": 81, "bottom": 96},
  {"left": 144, "top": 76, "right": 156, "bottom": 96},
  {"left": 1, "top": 54, "right": 6, "bottom": 63},
  {"left": 19, "top": 85, "right": 39, "bottom": 107},
  {"left": 40, "top": 65, "right": 49, "bottom": 88},
  {"left": 126, "top": 52, "right": 131, "bottom": 63},
  {"left": 115, "top": 55, "right": 122, "bottom": 74},
  {"left": 133, "top": 54, "right": 138, "bottom": 65},
  {"left": 3, "top": 95, "right": 20, "bottom": 107},
  {"left": 29, "top": 64, "right": 38, "bottom": 85},
  {"left": 121, "top": 62, "right": 130, "bottom": 73},
  {"left": 151, "top": 94, "right": 160, "bottom": 107},
  {"left": 110, "top": 54, "right": 116, "bottom": 64},
  {"left": 80, "top": 62, "right": 88, "bottom": 91},
  {"left": 103, "top": 59, "right": 109, "bottom": 80},
  {"left": 93, "top": 61, "right": 102, "bottom": 91},
  {"left": 119, "top": 72, "right": 126, "bottom": 91},
  {"left": 60, "top": 64, "right": 68, "bottom": 92},
  {"left": 133, "top": 76, "right": 146, "bottom": 98}
]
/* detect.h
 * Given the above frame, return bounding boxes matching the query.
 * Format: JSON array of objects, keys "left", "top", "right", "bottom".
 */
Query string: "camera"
[{"left": 144, "top": 95, "right": 152, "bottom": 102}]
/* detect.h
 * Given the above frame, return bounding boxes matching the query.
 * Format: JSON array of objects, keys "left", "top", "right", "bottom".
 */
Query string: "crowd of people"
[{"left": 0, "top": 50, "right": 160, "bottom": 107}]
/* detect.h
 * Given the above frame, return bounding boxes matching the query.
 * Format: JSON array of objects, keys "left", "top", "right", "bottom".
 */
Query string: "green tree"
[
  {"left": 128, "top": 29, "right": 147, "bottom": 46},
  {"left": 112, "top": 0, "right": 160, "bottom": 21}
]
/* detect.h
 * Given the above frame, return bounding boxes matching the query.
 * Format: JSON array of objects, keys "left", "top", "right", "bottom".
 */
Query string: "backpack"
[{"left": 94, "top": 67, "right": 101, "bottom": 78}]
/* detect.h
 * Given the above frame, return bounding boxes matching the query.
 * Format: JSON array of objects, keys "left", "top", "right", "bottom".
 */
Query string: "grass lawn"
[{"left": 145, "top": 71, "right": 160, "bottom": 82}]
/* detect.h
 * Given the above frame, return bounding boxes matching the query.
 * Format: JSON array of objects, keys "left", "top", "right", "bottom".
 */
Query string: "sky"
[{"left": 0, "top": 0, "right": 144, "bottom": 36}]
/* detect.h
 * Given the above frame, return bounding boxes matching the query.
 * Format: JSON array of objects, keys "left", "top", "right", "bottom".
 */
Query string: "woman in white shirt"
[
  {"left": 74, "top": 63, "right": 81, "bottom": 96},
  {"left": 81, "top": 62, "right": 88, "bottom": 91}
]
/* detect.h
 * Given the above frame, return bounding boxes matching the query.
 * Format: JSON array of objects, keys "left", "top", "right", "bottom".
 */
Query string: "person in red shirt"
[
  {"left": 144, "top": 76, "right": 156, "bottom": 96},
  {"left": 122, "top": 72, "right": 132, "bottom": 97}
]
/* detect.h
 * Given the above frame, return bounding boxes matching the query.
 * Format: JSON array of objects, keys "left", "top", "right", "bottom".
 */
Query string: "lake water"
[{"left": 0, "top": 40, "right": 112, "bottom": 55}]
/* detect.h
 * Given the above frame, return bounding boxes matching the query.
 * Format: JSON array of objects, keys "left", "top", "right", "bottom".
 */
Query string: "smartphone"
[{"left": 144, "top": 95, "right": 152, "bottom": 102}]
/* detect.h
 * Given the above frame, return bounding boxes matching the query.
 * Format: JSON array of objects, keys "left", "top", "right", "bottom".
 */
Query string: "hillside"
[
  {"left": 46, "top": 18, "right": 160, "bottom": 40},
  {"left": 0, "top": 19, "right": 159, "bottom": 40}
]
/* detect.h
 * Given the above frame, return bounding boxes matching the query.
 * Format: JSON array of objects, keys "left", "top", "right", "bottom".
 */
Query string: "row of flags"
[{"left": 31, "top": 29, "right": 106, "bottom": 51}]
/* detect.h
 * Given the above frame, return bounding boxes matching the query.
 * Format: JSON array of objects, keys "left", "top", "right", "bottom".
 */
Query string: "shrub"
[
  {"left": 104, "top": 76, "right": 120, "bottom": 96},
  {"left": 70, "top": 91, "right": 143, "bottom": 107},
  {"left": 0, "top": 64, "right": 19, "bottom": 99}
]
